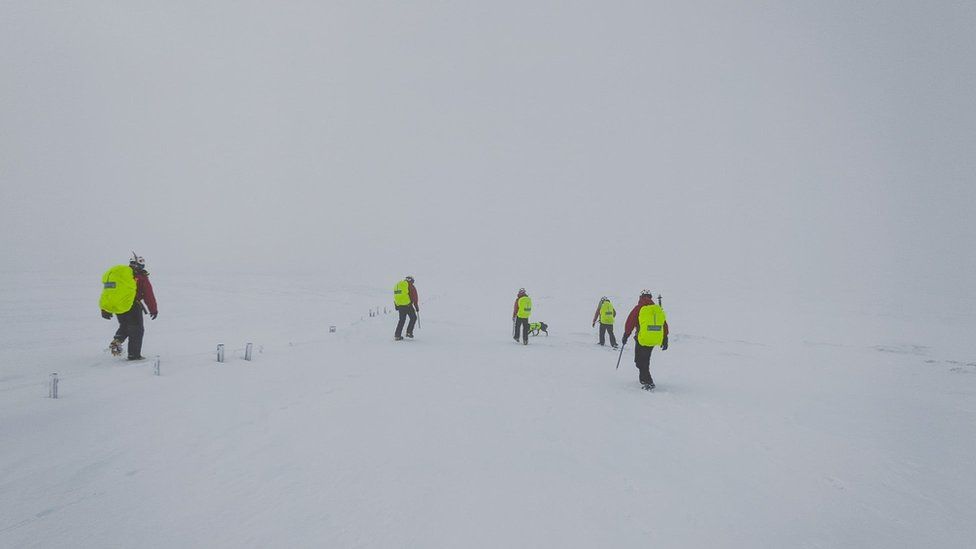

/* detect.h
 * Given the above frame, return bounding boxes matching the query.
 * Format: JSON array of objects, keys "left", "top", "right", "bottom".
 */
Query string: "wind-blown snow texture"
[{"left": 1, "top": 275, "right": 974, "bottom": 548}]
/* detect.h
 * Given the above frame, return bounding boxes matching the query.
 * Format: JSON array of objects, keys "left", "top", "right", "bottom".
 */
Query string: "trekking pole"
[{"left": 615, "top": 340, "right": 627, "bottom": 370}]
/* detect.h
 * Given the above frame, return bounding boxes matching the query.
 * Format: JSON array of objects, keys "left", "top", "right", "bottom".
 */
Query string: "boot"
[{"left": 110, "top": 339, "right": 123, "bottom": 357}]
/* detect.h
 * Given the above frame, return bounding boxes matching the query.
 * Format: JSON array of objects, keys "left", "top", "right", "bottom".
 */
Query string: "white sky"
[{"left": 1, "top": 1, "right": 974, "bottom": 304}]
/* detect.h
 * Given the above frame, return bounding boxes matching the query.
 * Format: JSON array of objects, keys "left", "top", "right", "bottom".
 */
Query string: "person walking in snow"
[
  {"left": 100, "top": 253, "right": 158, "bottom": 361},
  {"left": 512, "top": 288, "right": 532, "bottom": 345},
  {"left": 621, "top": 290, "right": 668, "bottom": 389},
  {"left": 393, "top": 276, "right": 419, "bottom": 340},
  {"left": 592, "top": 296, "right": 618, "bottom": 348}
]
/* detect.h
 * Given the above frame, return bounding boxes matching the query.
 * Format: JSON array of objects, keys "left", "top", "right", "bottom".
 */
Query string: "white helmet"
[{"left": 130, "top": 252, "right": 146, "bottom": 269}]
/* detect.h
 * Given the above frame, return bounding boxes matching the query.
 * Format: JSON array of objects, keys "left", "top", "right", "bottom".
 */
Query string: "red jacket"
[
  {"left": 623, "top": 296, "right": 668, "bottom": 338},
  {"left": 135, "top": 272, "right": 158, "bottom": 316},
  {"left": 406, "top": 282, "right": 419, "bottom": 310}
]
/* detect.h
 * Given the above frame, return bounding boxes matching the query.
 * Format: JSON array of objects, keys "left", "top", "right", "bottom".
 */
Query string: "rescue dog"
[{"left": 529, "top": 321, "right": 548, "bottom": 336}]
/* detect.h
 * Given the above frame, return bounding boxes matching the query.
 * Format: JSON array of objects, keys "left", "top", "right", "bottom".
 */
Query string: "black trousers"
[
  {"left": 599, "top": 323, "right": 617, "bottom": 347},
  {"left": 513, "top": 317, "right": 529, "bottom": 343},
  {"left": 634, "top": 342, "right": 654, "bottom": 385},
  {"left": 395, "top": 305, "right": 417, "bottom": 337},
  {"left": 114, "top": 304, "right": 145, "bottom": 358}
]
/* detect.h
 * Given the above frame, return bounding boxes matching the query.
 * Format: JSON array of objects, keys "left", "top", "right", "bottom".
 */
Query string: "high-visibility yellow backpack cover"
[
  {"left": 100, "top": 265, "right": 137, "bottom": 314},
  {"left": 637, "top": 304, "right": 666, "bottom": 347},
  {"left": 600, "top": 300, "right": 616, "bottom": 325},
  {"left": 517, "top": 296, "right": 532, "bottom": 319},
  {"left": 393, "top": 280, "right": 412, "bottom": 306}
]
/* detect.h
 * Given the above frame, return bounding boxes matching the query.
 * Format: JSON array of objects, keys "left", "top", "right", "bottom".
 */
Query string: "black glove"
[
  {"left": 150, "top": 312, "right": 158, "bottom": 320},
  {"left": 622, "top": 333, "right": 629, "bottom": 345},
  {"left": 101, "top": 310, "right": 112, "bottom": 320},
  {"left": 661, "top": 335, "right": 668, "bottom": 350}
]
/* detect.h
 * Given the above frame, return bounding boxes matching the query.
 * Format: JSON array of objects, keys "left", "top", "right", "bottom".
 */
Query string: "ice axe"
[{"left": 615, "top": 339, "right": 627, "bottom": 370}]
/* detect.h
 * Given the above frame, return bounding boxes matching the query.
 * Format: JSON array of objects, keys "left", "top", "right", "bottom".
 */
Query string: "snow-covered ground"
[{"left": 1, "top": 274, "right": 974, "bottom": 548}]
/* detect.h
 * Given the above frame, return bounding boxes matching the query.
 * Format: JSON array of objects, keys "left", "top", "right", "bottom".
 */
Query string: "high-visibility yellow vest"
[
  {"left": 517, "top": 296, "right": 532, "bottom": 319},
  {"left": 600, "top": 300, "right": 615, "bottom": 325},
  {"left": 99, "top": 265, "right": 137, "bottom": 314},
  {"left": 393, "top": 280, "right": 412, "bottom": 306},
  {"left": 637, "top": 304, "right": 666, "bottom": 347}
]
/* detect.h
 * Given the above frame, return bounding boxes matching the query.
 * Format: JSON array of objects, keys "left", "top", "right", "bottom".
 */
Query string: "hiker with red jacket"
[
  {"left": 101, "top": 254, "right": 158, "bottom": 360},
  {"left": 393, "top": 276, "right": 419, "bottom": 340},
  {"left": 621, "top": 290, "right": 669, "bottom": 390}
]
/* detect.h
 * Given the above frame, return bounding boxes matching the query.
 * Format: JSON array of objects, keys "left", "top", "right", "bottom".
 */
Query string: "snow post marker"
[
  {"left": 245, "top": 343, "right": 253, "bottom": 361},
  {"left": 217, "top": 344, "right": 225, "bottom": 363},
  {"left": 153, "top": 356, "right": 160, "bottom": 376},
  {"left": 48, "top": 373, "right": 59, "bottom": 399}
]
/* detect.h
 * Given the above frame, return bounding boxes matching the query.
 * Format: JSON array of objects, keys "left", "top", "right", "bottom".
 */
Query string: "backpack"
[{"left": 99, "top": 265, "right": 137, "bottom": 314}]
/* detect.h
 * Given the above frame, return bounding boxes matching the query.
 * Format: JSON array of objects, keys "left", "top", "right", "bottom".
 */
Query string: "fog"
[{"left": 2, "top": 1, "right": 974, "bottom": 305}]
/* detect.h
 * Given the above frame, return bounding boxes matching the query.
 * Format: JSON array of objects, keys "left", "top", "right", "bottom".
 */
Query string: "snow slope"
[{"left": 1, "top": 274, "right": 974, "bottom": 548}]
